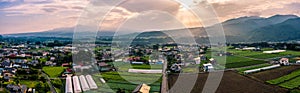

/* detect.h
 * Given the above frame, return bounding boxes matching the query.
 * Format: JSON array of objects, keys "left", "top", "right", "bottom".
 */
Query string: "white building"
[
  {"left": 279, "top": 58, "right": 289, "bottom": 66},
  {"left": 65, "top": 76, "right": 73, "bottom": 93},
  {"left": 72, "top": 76, "right": 82, "bottom": 93},
  {"left": 194, "top": 57, "right": 201, "bottom": 64},
  {"left": 263, "top": 50, "right": 286, "bottom": 54},
  {"left": 203, "top": 63, "right": 214, "bottom": 72},
  {"left": 79, "top": 75, "right": 90, "bottom": 91},
  {"left": 86, "top": 75, "right": 98, "bottom": 89}
]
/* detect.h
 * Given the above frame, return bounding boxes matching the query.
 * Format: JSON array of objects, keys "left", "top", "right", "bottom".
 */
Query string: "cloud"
[
  {"left": 0, "top": 0, "right": 89, "bottom": 34},
  {"left": 0, "top": 0, "right": 17, "bottom": 2},
  {"left": 119, "top": 0, "right": 180, "bottom": 15},
  {"left": 23, "top": 0, "right": 50, "bottom": 3},
  {"left": 209, "top": 0, "right": 300, "bottom": 21},
  {"left": 1, "top": 0, "right": 300, "bottom": 34}
]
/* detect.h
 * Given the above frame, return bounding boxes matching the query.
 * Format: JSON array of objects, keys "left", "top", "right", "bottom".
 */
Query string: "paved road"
[
  {"left": 161, "top": 55, "right": 168, "bottom": 93},
  {"left": 41, "top": 72, "right": 57, "bottom": 93}
]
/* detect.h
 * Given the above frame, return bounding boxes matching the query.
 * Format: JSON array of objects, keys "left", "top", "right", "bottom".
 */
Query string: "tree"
[
  {"left": 0, "top": 77, "right": 3, "bottom": 88},
  {"left": 35, "top": 41, "right": 41, "bottom": 45},
  {"left": 0, "top": 35, "right": 2, "bottom": 41},
  {"left": 51, "top": 79, "right": 62, "bottom": 88},
  {"left": 35, "top": 82, "right": 50, "bottom": 93},
  {"left": 40, "top": 77, "right": 46, "bottom": 83}
]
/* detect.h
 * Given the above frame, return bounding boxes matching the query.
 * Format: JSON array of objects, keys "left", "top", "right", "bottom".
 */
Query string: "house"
[
  {"left": 199, "top": 55, "right": 207, "bottom": 60},
  {"left": 279, "top": 58, "right": 289, "bottom": 66},
  {"left": 170, "top": 64, "right": 182, "bottom": 72},
  {"left": 296, "top": 60, "right": 300, "bottom": 64},
  {"left": 73, "top": 65, "right": 91, "bottom": 72},
  {"left": 45, "top": 61, "right": 53, "bottom": 66},
  {"left": 209, "top": 58, "right": 217, "bottom": 65},
  {"left": 98, "top": 62, "right": 115, "bottom": 72},
  {"left": 132, "top": 83, "right": 151, "bottom": 93},
  {"left": 0, "top": 68, "right": 3, "bottom": 76},
  {"left": 27, "top": 88, "right": 36, "bottom": 93},
  {"left": 1, "top": 59, "right": 11, "bottom": 67},
  {"left": 62, "top": 63, "right": 70, "bottom": 67},
  {"left": 50, "top": 57, "right": 56, "bottom": 61},
  {"left": 6, "top": 84, "right": 24, "bottom": 93},
  {"left": 28, "top": 60, "right": 39, "bottom": 66},
  {"left": 3, "top": 72, "right": 15, "bottom": 81},
  {"left": 21, "top": 63, "right": 29, "bottom": 69},
  {"left": 216, "top": 52, "right": 233, "bottom": 56},
  {"left": 194, "top": 57, "right": 201, "bottom": 64},
  {"left": 203, "top": 63, "right": 214, "bottom": 72},
  {"left": 13, "top": 64, "right": 21, "bottom": 68}
]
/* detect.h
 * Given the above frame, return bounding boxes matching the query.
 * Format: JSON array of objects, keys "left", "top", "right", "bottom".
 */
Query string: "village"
[{"left": 1, "top": 39, "right": 300, "bottom": 93}]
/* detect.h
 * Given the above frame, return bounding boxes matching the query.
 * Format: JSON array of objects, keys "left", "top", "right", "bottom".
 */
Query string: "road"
[
  {"left": 161, "top": 55, "right": 168, "bottom": 93},
  {"left": 41, "top": 72, "right": 57, "bottom": 93}
]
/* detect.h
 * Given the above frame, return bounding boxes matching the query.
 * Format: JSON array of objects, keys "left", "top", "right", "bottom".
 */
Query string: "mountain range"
[{"left": 3, "top": 14, "right": 300, "bottom": 43}]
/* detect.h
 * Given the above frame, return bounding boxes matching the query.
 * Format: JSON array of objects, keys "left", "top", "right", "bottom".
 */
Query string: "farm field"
[
  {"left": 248, "top": 66, "right": 300, "bottom": 81},
  {"left": 279, "top": 77, "right": 300, "bottom": 89},
  {"left": 87, "top": 62, "right": 163, "bottom": 92},
  {"left": 265, "top": 68, "right": 300, "bottom": 89},
  {"left": 42, "top": 66, "right": 66, "bottom": 78},
  {"left": 168, "top": 71, "right": 288, "bottom": 93},
  {"left": 227, "top": 49, "right": 300, "bottom": 60},
  {"left": 110, "top": 62, "right": 163, "bottom": 71},
  {"left": 267, "top": 69, "right": 300, "bottom": 84},
  {"left": 204, "top": 49, "right": 300, "bottom": 68},
  {"left": 221, "top": 56, "right": 266, "bottom": 68},
  {"left": 92, "top": 71, "right": 162, "bottom": 92},
  {"left": 208, "top": 54, "right": 268, "bottom": 68}
]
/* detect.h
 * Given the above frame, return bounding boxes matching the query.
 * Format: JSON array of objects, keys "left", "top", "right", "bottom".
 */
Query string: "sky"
[{"left": 0, "top": 0, "right": 300, "bottom": 34}]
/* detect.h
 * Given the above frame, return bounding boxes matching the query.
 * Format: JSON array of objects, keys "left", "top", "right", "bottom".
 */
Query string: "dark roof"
[{"left": 2, "top": 61, "right": 10, "bottom": 66}]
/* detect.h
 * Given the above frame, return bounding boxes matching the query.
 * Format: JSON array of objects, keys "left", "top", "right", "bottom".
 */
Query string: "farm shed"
[
  {"left": 263, "top": 50, "right": 286, "bottom": 54},
  {"left": 72, "top": 76, "right": 82, "bottom": 93},
  {"left": 242, "top": 47, "right": 256, "bottom": 50},
  {"left": 65, "top": 76, "right": 73, "bottom": 93},
  {"left": 244, "top": 64, "right": 281, "bottom": 74},
  {"left": 131, "top": 61, "right": 145, "bottom": 65},
  {"left": 86, "top": 75, "right": 98, "bottom": 89},
  {"left": 100, "top": 78, "right": 106, "bottom": 83},
  {"left": 79, "top": 75, "right": 90, "bottom": 91},
  {"left": 128, "top": 69, "right": 162, "bottom": 73},
  {"left": 260, "top": 64, "right": 281, "bottom": 70}
]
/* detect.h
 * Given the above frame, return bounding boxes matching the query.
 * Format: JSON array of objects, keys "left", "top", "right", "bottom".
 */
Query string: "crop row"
[{"left": 267, "top": 69, "right": 300, "bottom": 84}]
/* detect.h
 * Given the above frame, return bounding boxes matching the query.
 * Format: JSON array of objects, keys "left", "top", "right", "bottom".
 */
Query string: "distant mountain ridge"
[
  {"left": 5, "top": 26, "right": 115, "bottom": 38},
  {"left": 4, "top": 14, "right": 300, "bottom": 43},
  {"left": 249, "top": 18, "right": 300, "bottom": 42}
]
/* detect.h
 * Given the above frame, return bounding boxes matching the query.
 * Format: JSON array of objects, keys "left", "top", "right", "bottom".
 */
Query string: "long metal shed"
[
  {"left": 79, "top": 75, "right": 90, "bottom": 91},
  {"left": 86, "top": 75, "right": 98, "bottom": 89},
  {"left": 72, "top": 76, "right": 82, "bottom": 93},
  {"left": 65, "top": 76, "right": 73, "bottom": 93}
]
